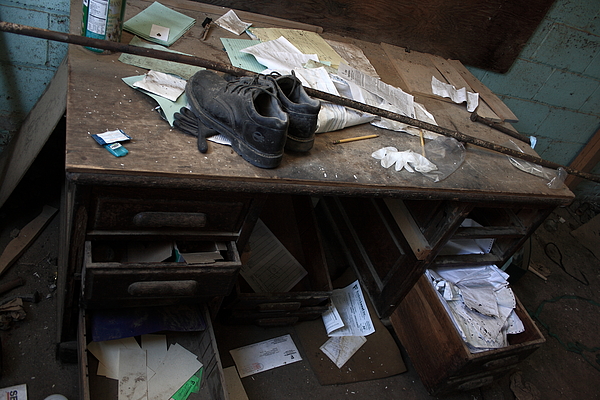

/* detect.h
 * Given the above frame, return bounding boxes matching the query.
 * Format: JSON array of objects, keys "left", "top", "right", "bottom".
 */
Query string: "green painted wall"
[{"left": 467, "top": 0, "right": 600, "bottom": 198}]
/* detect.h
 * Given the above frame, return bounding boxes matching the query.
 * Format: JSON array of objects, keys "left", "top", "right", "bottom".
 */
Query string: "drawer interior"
[
  {"left": 82, "top": 239, "right": 241, "bottom": 308},
  {"left": 79, "top": 305, "right": 227, "bottom": 400}
]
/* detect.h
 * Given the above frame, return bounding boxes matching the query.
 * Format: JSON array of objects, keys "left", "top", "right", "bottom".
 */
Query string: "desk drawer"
[
  {"left": 82, "top": 240, "right": 241, "bottom": 308},
  {"left": 390, "top": 274, "right": 545, "bottom": 395},
  {"left": 79, "top": 305, "right": 227, "bottom": 400},
  {"left": 88, "top": 187, "right": 255, "bottom": 235},
  {"left": 221, "top": 194, "right": 332, "bottom": 325}
]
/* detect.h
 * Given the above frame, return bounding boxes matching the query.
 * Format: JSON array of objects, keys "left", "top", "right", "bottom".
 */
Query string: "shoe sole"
[
  {"left": 190, "top": 102, "right": 284, "bottom": 169},
  {"left": 285, "top": 135, "right": 314, "bottom": 152}
]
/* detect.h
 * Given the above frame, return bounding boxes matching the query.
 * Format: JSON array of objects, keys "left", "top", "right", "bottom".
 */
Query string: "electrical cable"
[
  {"left": 531, "top": 295, "right": 600, "bottom": 372},
  {"left": 543, "top": 242, "right": 589, "bottom": 286}
]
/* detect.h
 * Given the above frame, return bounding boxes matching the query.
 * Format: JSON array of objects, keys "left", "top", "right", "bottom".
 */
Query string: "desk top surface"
[{"left": 65, "top": 0, "right": 574, "bottom": 205}]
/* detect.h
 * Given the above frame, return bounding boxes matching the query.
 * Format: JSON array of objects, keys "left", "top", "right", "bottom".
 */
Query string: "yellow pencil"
[{"left": 333, "top": 134, "right": 379, "bottom": 144}]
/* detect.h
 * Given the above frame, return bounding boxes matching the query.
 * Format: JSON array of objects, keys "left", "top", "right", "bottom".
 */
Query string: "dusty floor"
[{"left": 0, "top": 127, "right": 599, "bottom": 399}]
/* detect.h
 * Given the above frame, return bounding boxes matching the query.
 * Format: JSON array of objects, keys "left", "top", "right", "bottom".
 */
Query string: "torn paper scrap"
[
  {"left": 240, "top": 219, "right": 308, "bottom": 293},
  {"left": 133, "top": 70, "right": 186, "bottom": 102},
  {"left": 320, "top": 336, "right": 367, "bottom": 368},
  {"left": 322, "top": 280, "right": 375, "bottom": 337},
  {"left": 431, "top": 76, "right": 479, "bottom": 112},
  {"left": 215, "top": 10, "right": 252, "bottom": 35},
  {"left": 230, "top": 334, "right": 302, "bottom": 378},
  {"left": 372, "top": 147, "right": 437, "bottom": 173}
]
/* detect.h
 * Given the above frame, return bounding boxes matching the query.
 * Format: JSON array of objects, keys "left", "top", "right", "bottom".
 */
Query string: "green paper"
[
  {"left": 171, "top": 367, "right": 203, "bottom": 400},
  {"left": 221, "top": 38, "right": 266, "bottom": 73},
  {"left": 123, "top": 2, "right": 195, "bottom": 46}
]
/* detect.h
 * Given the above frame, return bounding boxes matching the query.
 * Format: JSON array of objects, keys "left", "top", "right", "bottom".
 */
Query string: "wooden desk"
[{"left": 59, "top": 0, "right": 574, "bottom": 343}]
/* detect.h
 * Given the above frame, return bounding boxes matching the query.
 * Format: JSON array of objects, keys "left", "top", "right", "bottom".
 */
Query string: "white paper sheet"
[
  {"left": 240, "top": 219, "right": 308, "bottom": 293},
  {"left": 320, "top": 335, "right": 367, "bottom": 368},
  {"left": 148, "top": 343, "right": 202, "bottom": 400},
  {"left": 118, "top": 348, "right": 148, "bottom": 400},
  {"left": 230, "top": 334, "right": 302, "bottom": 378},
  {"left": 322, "top": 280, "right": 375, "bottom": 337},
  {"left": 133, "top": 70, "right": 186, "bottom": 102}
]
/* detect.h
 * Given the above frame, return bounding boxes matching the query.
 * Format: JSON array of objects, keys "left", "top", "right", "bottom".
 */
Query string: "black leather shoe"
[
  {"left": 186, "top": 70, "right": 289, "bottom": 168},
  {"left": 227, "top": 72, "right": 321, "bottom": 152}
]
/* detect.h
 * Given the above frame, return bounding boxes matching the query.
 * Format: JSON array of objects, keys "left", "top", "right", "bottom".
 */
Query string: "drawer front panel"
[
  {"left": 82, "top": 240, "right": 241, "bottom": 308},
  {"left": 88, "top": 187, "right": 254, "bottom": 233}
]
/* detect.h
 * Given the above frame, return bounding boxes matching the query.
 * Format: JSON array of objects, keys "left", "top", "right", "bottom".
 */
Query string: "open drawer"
[
  {"left": 390, "top": 274, "right": 545, "bottom": 395},
  {"left": 82, "top": 239, "right": 241, "bottom": 308},
  {"left": 220, "top": 194, "right": 332, "bottom": 326},
  {"left": 79, "top": 305, "right": 228, "bottom": 400}
]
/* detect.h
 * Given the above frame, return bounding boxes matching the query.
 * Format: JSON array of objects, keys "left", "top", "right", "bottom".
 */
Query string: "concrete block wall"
[
  {"left": 467, "top": 0, "right": 600, "bottom": 199},
  {"left": 0, "top": 0, "right": 70, "bottom": 151}
]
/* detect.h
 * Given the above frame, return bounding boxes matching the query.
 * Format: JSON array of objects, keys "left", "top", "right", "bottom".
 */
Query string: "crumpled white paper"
[{"left": 371, "top": 147, "right": 437, "bottom": 173}]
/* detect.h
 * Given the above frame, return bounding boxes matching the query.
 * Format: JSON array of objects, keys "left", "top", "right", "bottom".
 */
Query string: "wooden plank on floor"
[
  {"left": 446, "top": 58, "right": 519, "bottom": 123},
  {"left": 0, "top": 205, "right": 58, "bottom": 277},
  {"left": 564, "top": 127, "right": 600, "bottom": 190},
  {"left": 0, "top": 58, "right": 67, "bottom": 209}
]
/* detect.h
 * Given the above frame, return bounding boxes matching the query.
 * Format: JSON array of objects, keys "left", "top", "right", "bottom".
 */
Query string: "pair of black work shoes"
[{"left": 176, "top": 70, "right": 320, "bottom": 168}]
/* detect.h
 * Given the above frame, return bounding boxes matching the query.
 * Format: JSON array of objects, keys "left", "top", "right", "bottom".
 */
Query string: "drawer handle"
[
  {"left": 257, "top": 302, "right": 302, "bottom": 312},
  {"left": 128, "top": 280, "right": 198, "bottom": 297},
  {"left": 132, "top": 212, "right": 207, "bottom": 228}
]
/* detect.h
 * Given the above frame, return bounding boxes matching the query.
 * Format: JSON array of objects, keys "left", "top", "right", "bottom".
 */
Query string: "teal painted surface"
[
  {"left": 0, "top": 0, "right": 69, "bottom": 148},
  {"left": 467, "top": 0, "right": 600, "bottom": 198}
]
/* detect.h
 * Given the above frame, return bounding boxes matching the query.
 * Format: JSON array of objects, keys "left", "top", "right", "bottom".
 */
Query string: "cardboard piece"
[{"left": 295, "top": 268, "right": 406, "bottom": 385}]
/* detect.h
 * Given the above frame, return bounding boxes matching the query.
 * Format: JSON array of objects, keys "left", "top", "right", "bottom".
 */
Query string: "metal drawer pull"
[
  {"left": 128, "top": 280, "right": 198, "bottom": 296},
  {"left": 132, "top": 211, "right": 207, "bottom": 228}
]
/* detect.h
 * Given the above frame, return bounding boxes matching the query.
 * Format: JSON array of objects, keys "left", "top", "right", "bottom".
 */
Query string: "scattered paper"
[
  {"left": 241, "top": 36, "right": 317, "bottom": 75},
  {"left": 221, "top": 38, "right": 265, "bottom": 73},
  {"left": 148, "top": 343, "right": 202, "bottom": 400},
  {"left": 123, "top": 2, "right": 195, "bottom": 46},
  {"left": 133, "top": 70, "right": 186, "bottom": 102},
  {"left": 431, "top": 76, "right": 479, "bottom": 112},
  {"left": 122, "top": 75, "right": 188, "bottom": 127},
  {"left": 427, "top": 265, "right": 524, "bottom": 352},
  {"left": 322, "top": 280, "right": 375, "bottom": 337},
  {"left": 320, "top": 335, "right": 367, "bottom": 368},
  {"left": 119, "top": 36, "right": 204, "bottom": 80},
  {"left": 230, "top": 334, "right": 302, "bottom": 378},
  {"left": 119, "top": 348, "right": 148, "bottom": 400},
  {"left": 215, "top": 10, "right": 252, "bottom": 35},
  {"left": 338, "top": 63, "right": 415, "bottom": 119},
  {"left": 149, "top": 24, "right": 169, "bottom": 42},
  {"left": 1, "top": 384, "right": 27, "bottom": 399},
  {"left": 249, "top": 28, "right": 343, "bottom": 68},
  {"left": 240, "top": 219, "right": 308, "bottom": 293}
]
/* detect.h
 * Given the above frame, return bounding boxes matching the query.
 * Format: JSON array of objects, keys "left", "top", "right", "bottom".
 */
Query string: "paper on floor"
[
  {"left": 320, "top": 335, "right": 367, "bottom": 368},
  {"left": 322, "top": 280, "right": 375, "bottom": 337},
  {"left": 230, "top": 334, "right": 302, "bottom": 378}
]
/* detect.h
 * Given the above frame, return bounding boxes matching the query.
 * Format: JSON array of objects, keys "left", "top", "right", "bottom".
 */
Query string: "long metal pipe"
[{"left": 0, "top": 21, "right": 597, "bottom": 184}]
